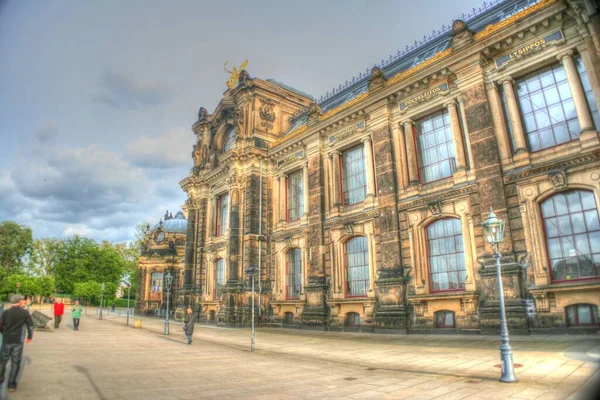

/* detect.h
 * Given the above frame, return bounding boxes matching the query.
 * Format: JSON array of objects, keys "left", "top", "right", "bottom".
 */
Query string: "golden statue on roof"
[{"left": 224, "top": 59, "right": 248, "bottom": 90}]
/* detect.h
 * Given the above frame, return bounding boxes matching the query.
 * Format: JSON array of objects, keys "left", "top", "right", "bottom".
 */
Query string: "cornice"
[
  {"left": 398, "top": 185, "right": 478, "bottom": 212},
  {"left": 323, "top": 209, "right": 379, "bottom": 228},
  {"left": 272, "top": 227, "right": 310, "bottom": 242},
  {"left": 503, "top": 152, "right": 600, "bottom": 184}
]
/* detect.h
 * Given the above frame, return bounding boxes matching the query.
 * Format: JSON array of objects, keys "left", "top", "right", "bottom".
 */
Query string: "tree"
[
  {"left": 0, "top": 274, "right": 54, "bottom": 298},
  {"left": 0, "top": 221, "right": 33, "bottom": 278},
  {"left": 112, "top": 242, "right": 140, "bottom": 299},
  {"left": 73, "top": 281, "right": 102, "bottom": 305},
  {"left": 26, "top": 238, "right": 60, "bottom": 277},
  {"left": 53, "top": 236, "right": 125, "bottom": 294}
]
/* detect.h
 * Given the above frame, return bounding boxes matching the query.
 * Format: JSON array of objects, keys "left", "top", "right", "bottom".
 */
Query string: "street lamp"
[
  {"left": 482, "top": 208, "right": 517, "bottom": 383},
  {"left": 164, "top": 271, "right": 173, "bottom": 335},
  {"left": 245, "top": 266, "right": 256, "bottom": 352},
  {"left": 123, "top": 278, "right": 132, "bottom": 327},
  {"left": 99, "top": 283, "right": 105, "bottom": 320}
]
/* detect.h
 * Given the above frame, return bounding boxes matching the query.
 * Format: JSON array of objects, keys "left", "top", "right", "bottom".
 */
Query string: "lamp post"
[
  {"left": 99, "top": 283, "right": 105, "bottom": 320},
  {"left": 482, "top": 208, "right": 517, "bottom": 383},
  {"left": 245, "top": 266, "right": 256, "bottom": 352},
  {"left": 164, "top": 271, "right": 173, "bottom": 335},
  {"left": 123, "top": 278, "right": 132, "bottom": 327}
]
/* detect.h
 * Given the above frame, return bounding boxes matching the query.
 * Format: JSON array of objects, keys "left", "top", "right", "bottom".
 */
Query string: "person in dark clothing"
[
  {"left": 183, "top": 307, "right": 195, "bottom": 345},
  {"left": 0, "top": 295, "right": 34, "bottom": 392}
]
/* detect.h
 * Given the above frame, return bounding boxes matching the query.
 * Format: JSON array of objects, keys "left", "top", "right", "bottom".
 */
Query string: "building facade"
[
  {"left": 177, "top": 0, "right": 600, "bottom": 333},
  {"left": 136, "top": 210, "right": 188, "bottom": 320}
]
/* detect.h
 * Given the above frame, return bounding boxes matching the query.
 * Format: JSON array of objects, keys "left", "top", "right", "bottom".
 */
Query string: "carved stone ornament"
[
  {"left": 368, "top": 66, "right": 387, "bottom": 91},
  {"left": 343, "top": 223, "right": 354, "bottom": 235},
  {"left": 307, "top": 102, "right": 323, "bottom": 125},
  {"left": 259, "top": 99, "right": 276, "bottom": 131},
  {"left": 450, "top": 19, "right": 474, "bottom": 49},
  {"left": 285, "top": 236, "right": 293, "bottom": 248},
  {"left": 548, "top": 170, "right": 567, "bottom": 188},
  {"left": 427, "top": 200, "right": 442, "bottom": 215},
  {"left": 198, "top": 107, "right": 209, "bottom": 122}
]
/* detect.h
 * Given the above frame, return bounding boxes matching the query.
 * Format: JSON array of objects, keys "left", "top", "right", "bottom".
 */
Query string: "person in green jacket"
[{"left": 72, "top": 300, "right": 83, "bottom": 331}]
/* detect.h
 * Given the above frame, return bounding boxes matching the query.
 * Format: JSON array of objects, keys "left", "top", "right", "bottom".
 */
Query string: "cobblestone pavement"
[{"left": 5, "top": 309, "right": 600, "bottom": 400}]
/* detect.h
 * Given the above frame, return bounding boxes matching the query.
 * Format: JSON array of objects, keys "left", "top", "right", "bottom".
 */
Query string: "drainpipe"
[{"left": 258, "top": 159, "right": 263, "bottom": 316}]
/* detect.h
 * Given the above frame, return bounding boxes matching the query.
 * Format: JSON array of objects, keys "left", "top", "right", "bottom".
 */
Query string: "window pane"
[
  {"left": 515, "top": 63, "right": 579, "bottom": 151},
  {"left": 417, "top": 109, "right": 456, "bottom": 183},
  {"left": 577, "top": 305, "right": 592, "bottom": 324},
  {"left": 342, "top": 145, "right": 367, "bottom": 205},
  {"left": 543, "top": 191, "right": 600, "bottom": 281},
  {"left": 427, "top": 219, "right": 466, "bottom": 292},
  {"left": 345, "top": 237, "right": 369, "bottom": 296}
]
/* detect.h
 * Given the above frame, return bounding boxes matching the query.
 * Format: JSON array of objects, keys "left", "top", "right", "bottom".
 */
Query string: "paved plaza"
[{"left": 5, "top": 309, "right": 600, "bottom": 399}]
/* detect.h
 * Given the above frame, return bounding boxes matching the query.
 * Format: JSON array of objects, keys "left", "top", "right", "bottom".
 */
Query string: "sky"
[{"left": 0, "top": 0, "right": 485, "bottom": 243}]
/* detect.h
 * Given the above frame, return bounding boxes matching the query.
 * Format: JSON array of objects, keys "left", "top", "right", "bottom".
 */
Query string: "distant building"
[
  {"left": 172, "top": 0, "right": 600, "bottom": 333},
  {"left": 136, "top": 210, "right": 186, "bottom": 318}
]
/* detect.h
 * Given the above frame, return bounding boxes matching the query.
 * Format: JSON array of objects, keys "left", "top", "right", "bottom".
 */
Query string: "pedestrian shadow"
[{"left": 73, "top": 366, "right": 106, "bottom": 400}]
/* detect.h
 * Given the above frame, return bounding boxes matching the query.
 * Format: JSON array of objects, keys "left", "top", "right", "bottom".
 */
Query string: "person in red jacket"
[{"left": 53, "top": 299, "right": 65, "bottom": 329}]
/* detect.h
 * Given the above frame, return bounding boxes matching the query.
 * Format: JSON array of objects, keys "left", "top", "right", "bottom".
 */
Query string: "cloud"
[
  {"left": 1, "top": 123, "right": 190, "bottom": 243},
  {"left": 94, "top": 69, "right": 171, "bottom": 110},
  {"left": 34, "top": 121, "right": 59, "bottom": 144},
  {"left": 124, "top": 128, "right": 194, "bottom": 169}
]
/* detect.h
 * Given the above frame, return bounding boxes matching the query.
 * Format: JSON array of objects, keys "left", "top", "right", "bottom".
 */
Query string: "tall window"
[
  {"left": 287, "top": 170, "right": 304, "bottom": 221},
  {"left": 341, "top": 145, "right": 367, "bottom": 205},
  {"left": 285, "top": 249, "right": 302, "bottom": 299},
  {"left": 345, "top": 236, "right": 369, "bottom": 297},
  {"left": 416, "top": 109, "right": 456, "bottom": 183},
  {"left": 214, "top": 259, "right": 225, "bottom": 300},
  {"left": 515, "top": 62, "right": 579, "bottom": 151},
  {"left": 576, "top": 56, "right": 600, "bottom": 131},
  {"left": 215, "top": 193, "right": 229, "bottom": 236},
  {"left": 223, "top": 127, "right": 236, "bottom": 152},
  {"left": 150, "top": 272, "right": 163, "bottom": 301},
  {"left": 566, "top": 304, "right": 599, "bottom": 327},
  {"left": 541, "top": 190, "right": 600, "bottom": 281},
  {"left": 427, "top": 219, "right": 467, "bottom": 292}
]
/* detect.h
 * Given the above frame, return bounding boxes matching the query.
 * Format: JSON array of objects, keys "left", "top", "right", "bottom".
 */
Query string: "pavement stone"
[{"left": 2, "top": 308, "right": 599, "bottom": 399}]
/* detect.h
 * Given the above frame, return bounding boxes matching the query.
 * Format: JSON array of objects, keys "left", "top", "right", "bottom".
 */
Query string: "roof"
[
  {"left": 150, "top": 210, "right": 187, "bottom": 234},
  {"left": 282, "top": 0, "right": 540, "bottom": 137},
  {"left": 266, "top": 79, "right": 315, "bottom": 100}
]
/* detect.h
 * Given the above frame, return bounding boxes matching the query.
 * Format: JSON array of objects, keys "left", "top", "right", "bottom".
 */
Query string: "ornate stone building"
[
  {"left": 136, "top": 210, "right": 187, "bottom": 319},
  {"left": 178, "top": 0, "right": 600, "bottom": 333}
]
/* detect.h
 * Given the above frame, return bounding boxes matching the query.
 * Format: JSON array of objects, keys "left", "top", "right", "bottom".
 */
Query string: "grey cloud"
[
  {"left": 34, "top": 121, "right": 59, "bottom": 144},
  {"left": 94, "top": 69, "right": 171, "bottom": 110},
  {"left": 124, "top": 128, "right": 194, "bottom": 169}
]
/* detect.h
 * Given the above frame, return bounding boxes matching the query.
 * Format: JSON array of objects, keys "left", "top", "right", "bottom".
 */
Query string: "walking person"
[
  {"left": 53, "top": 299, "right": 65, "bottom": 329},
  {"left": 183, "top": 307, "right": 196, "bottom": 345},
  {"left": 72, "top": 300, "right": 83, "bottom": 331},
  {"left": 111, "top": 302, "right": 115, "bottom": 313},
  {"left": 0, "top": 295, "right": 34, "bottom": 392}
]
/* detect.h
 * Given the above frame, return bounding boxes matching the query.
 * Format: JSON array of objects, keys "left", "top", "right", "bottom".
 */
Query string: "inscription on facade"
[
  {"left": 328, "top": 120, "right": 366, "bottom": 144},
  {"left": 494, "top": 30, "right": 563, "bottom": 68},
  {"left": 399, "top": 82, "right": 449, "bottom": 112}
]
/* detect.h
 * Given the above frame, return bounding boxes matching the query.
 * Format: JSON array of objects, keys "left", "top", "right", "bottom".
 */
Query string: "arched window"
[
  {"left": 566, "top": 304, "right": 599, "bottom": 327},
  {"left": 345, "top": 236, "right": 369, "bottom": 297},
  {"left": 214, "top": 259, "right": 225, "bottom": 300},
  {"left": 541, "top": 190, "right": 600, "bottom": 281},
  {"left": 223, "top": 127, "right": 236, "bottom": 152},
  {"left": 435, "top": 310, "right": 455, "bottom": 328},
  {"left": 427, "top": 219, "right": 466, "bottom": 292},
  {"left": 345, "top": 312, "right": 360, "bottom": 327},
  {"left": 285, "top": 249, "right": 302, "bottom": 299},
  {"left": 284, "top": 312, "right": 294, "bottom": 325}
]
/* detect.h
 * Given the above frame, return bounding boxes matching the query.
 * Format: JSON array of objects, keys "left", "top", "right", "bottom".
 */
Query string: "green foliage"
[
  {"left": 0, "top": 221, "right": 33, "bottom": 277},
  {"left": 73, "top": 281, "right": 118, "bottom": 305},
  {"left": 0, "top": 274, "right": 54, "bottom": 296},
  {"left": 53, "top": 236, "right": 125, "bottom": 294},
  {"left": 26, "top": 238, "right": 60, "bottom": 276}
]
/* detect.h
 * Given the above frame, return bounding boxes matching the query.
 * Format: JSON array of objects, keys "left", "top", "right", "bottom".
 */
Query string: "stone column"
[
  {"left": 331, "top": 151, "right": 342, "bottom": 207},
  {"left": 500, "top": 77, "right": 529, "bottom": 155},
  {"left": 302, "top": 162, "right": 309, "bottom": 217},
  {"left": 402, "top": 120, "right": 419, "bottom": 185},
  {"left": 486, "top": 82, "right": 511, "bottom": 164},
  {"left": 445, "top": 99, "right": 467, "bottom": 172},
  {"left": 273, "top": 174, "right": 279, "bottom": 224},
  {"left": 391, "top": 122, "right": 408, "bottom": 189},
  {"left": 363, "top": 136, "right": 376, "bottom": 198},
  {"left": 206, "top": 195, "right": 214, "bottom": 238},
  {"left": 558, "top": 50, "right": 595, "bottom": 135},
  {"left": 279, "top": 174, "right": 287, "bottom": 223}
]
